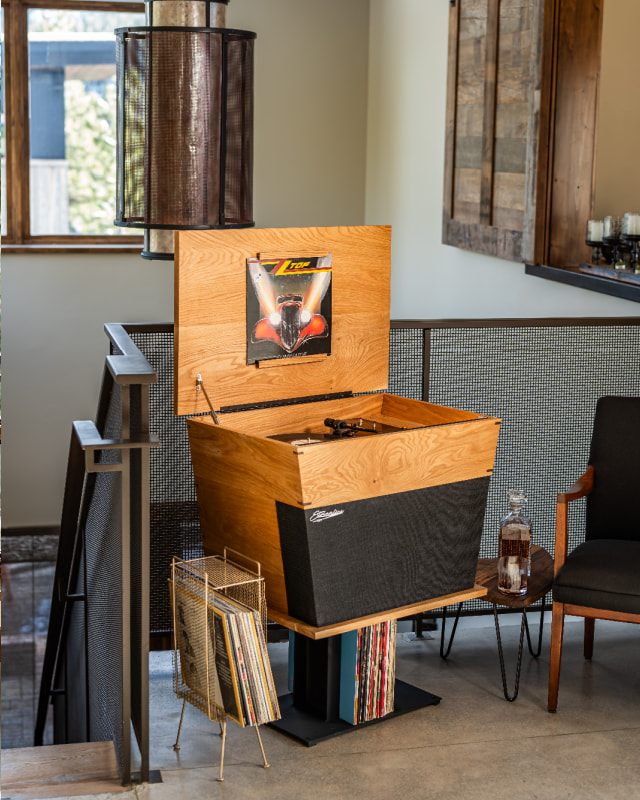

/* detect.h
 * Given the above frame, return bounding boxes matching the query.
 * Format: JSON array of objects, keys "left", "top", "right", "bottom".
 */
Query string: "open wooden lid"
[{"left": 174, "top": 225, "right": 391, "bottom": 416}]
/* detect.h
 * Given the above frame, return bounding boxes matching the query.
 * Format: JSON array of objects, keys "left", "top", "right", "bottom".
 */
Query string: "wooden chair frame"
[{"left": 548, "top": 465, "right": 640, "bottom": 712}]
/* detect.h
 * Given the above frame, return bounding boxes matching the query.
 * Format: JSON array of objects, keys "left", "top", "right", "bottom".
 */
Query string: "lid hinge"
[
  {"left": 219, "top": 390, "right": 354, "bottom": 415},
  {"left": 196, "top": 374, "right": 221, "bottom": 425}
]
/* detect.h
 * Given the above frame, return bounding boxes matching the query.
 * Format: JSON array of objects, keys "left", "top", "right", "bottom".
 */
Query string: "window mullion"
[
  {"left": 3, "top": 0, "right": 146, "bottom": 247},
  {"left": 4, "top": 0, "right": 31, "bottom": 242}
]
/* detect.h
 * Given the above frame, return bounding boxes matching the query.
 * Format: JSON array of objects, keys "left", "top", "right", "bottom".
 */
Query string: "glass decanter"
[{"left": 497, "top": 489, "right": 531, "bottom": 595}]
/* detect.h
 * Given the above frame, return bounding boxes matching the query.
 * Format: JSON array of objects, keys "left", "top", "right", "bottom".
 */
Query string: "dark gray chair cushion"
[
  {"left": 553, "top": 539, "right": 640, "bottom": 615},
  {"left": 586, "top": 396, "right": 640, "bottom": 542}
]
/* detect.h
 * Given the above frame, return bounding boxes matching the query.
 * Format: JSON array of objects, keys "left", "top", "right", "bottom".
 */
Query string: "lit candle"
[{"left": 586, "top": 219, "right": 604, "bottom": 243}]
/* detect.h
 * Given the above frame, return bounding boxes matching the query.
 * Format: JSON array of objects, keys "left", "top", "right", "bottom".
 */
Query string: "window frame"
[{"left": 2, "top": 0, "right": 145, "bottom": 252}]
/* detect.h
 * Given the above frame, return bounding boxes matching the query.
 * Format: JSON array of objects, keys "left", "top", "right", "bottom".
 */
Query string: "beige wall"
[
  {"left": 3, "top": 0, "right": 638, "bottom": 528},
  {"left": 594, "top": 0, "right": 640, "bottom": 217}
]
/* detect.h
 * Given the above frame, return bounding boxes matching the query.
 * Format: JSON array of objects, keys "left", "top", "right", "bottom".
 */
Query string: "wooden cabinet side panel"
[
  {"left": 379, "top": 394, "right": 489, "bottom": 426},
  {"left": 213, "top": 395, "right": 388, "bottom": 437},
  {"left": 187, "top": 419, "right": 305, "bottom": 506},
  {"left": 194, "top": 475, "right": 289, "bottom": 617},
  {"left": 297, "top": 418, "right": 501, "bottom": 508}
]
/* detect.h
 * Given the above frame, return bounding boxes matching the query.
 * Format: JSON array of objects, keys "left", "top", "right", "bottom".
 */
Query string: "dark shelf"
[
  {"left": 525, "top": 263, "right": 640, "bottom": 303},
  {"left": 269, "top": 680, "right": 441, "bottom": 747}
]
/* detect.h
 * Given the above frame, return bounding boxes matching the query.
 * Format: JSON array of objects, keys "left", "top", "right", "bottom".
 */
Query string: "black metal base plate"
[{"left": 268, "top": 679, "right": 441, "bottom": 747}]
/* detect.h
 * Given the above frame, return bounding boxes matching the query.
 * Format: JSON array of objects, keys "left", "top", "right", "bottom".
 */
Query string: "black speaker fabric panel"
[{"left": 277, "top": 477, "right": 491, "bottom": 627}]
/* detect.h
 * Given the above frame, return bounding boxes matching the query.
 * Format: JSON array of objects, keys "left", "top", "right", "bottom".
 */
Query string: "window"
[{"left": 1, "top": 0, "right": 145, "bottom": 250}]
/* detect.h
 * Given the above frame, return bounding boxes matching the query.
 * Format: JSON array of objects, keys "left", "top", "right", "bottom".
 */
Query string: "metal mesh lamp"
[{"left": 115, "top": 0, "right": 255, "bottom": 259}]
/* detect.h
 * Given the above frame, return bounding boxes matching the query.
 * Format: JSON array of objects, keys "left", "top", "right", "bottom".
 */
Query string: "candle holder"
[
  {"left": 622, "top": 213, "right": 640, "bottom": 273},
  {"left": 603, "top": 235, "right": 625, "bottom": 268},
  {"left": 585, "top": 219, "right": 605, "bottom": 265},
  {"left": 586, "top": 239, "right": 604, "bottom": 265},
  {"left": 623, "top": 234, "right": 640, "bottom": 273}
]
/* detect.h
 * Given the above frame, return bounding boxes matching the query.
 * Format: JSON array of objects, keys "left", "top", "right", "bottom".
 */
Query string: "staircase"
[{"left": 1, "top": 741, "right": 131, "bottom": 799}]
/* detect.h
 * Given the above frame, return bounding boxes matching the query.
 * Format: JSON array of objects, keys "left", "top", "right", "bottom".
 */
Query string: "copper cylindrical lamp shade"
[{"left": 115, "top": 26, "right": 255, "bottom": 258}]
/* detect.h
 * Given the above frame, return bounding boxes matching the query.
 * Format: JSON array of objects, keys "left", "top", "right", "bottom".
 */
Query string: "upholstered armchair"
[{"left": 548, "top": 395, "right": 640, "bottom": 712}]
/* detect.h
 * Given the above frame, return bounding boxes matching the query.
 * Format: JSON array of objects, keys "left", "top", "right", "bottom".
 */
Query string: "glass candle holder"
[
  {"left": 623, "top": 212, "right": 640, "bottom": 236},
  {"left": 603, "top": 216, "right": 624, "bottom": 267},
  {"left": 586, "top": 219, "right": 604, "bottom": 243},
  {"left": 586, "top": 219, "right": 604, "bottom": 264},
  {"left": 603, "top": 215, "right": 622, "bottom": 239}
]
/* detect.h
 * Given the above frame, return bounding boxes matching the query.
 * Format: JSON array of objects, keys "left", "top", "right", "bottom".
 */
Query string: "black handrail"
[{"left": 35, "top": 328, "right": 159, "bottom": 786}]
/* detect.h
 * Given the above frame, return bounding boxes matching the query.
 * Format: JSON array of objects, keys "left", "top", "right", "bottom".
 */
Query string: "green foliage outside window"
[
  {"left": 64, "top": 79, "right": 120, "bottom": 235},
  {"left": 32, "top": 7, "right": 143, "bottom": 236}
]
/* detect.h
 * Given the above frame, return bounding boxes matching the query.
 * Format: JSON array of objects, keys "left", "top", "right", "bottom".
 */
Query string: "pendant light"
[{"left": 115, "top": 0, "right": 255, "bottom": 259}]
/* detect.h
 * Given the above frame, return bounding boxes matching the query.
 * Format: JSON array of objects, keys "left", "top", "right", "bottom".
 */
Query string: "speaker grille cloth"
[{"left": 277, "top": 478, "right": 491, "bottom": 627}]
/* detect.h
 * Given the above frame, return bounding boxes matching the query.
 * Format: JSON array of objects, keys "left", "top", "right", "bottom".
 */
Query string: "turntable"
[
  {"left": 175, "top": 225, "right": 501, "bottom": 629},
  {"left": 268, "top": 417, "right": 405, "bottom": 445}
]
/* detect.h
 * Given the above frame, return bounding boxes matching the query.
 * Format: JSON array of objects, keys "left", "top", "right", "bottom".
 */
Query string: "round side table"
[{"left": 440, "top": 544, "right": 554, "bottom": 701}]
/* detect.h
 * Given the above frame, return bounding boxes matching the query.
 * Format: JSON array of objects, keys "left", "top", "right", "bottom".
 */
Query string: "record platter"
[{"left": 268, "top": 417, "right": 404, "bottom": 445}]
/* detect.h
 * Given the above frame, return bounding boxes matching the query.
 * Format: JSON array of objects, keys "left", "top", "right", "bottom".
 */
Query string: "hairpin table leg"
[
  {"left": 440, "top": 602, "right": 463, "bottom": 659},
  {"left": 493, "top": 604, "right": 527, "bottom": 701},
  {"left": 524, "top": 594, "right": 546, "bottom": 657}
]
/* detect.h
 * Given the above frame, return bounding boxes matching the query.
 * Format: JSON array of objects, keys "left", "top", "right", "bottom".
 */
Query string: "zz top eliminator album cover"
[{"left": 246, "top": 255, "right": 332, "bottom": 364}]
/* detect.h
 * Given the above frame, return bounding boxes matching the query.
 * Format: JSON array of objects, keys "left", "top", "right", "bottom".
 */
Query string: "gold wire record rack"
[{"left": 169, "top": 549, "right": 280, "bottom": 781}]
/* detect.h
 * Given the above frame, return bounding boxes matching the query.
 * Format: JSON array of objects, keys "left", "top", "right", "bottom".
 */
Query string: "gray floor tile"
[{"left": 4, "top": 565, "right": 640, "bottom": 800}]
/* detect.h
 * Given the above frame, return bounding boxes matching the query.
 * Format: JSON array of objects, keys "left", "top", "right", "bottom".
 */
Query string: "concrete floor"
[{"left": 3, "top": 590, "right": 640, "bottom": 800}]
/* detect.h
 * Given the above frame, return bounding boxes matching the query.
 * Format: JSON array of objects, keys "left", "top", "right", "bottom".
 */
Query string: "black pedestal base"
[{"left": 268, "top": 679, "right": 441, "bottom": 746}]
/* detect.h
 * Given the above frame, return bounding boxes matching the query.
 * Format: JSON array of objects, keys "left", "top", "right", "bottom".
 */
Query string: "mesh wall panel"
[
  {"left": 62, "top": 566, "right": 87, "bottom": 744},
  {"left": 84, "top": 384, "right": 126, "bottom": 771},
  {"left": 388, "top": 327, "right": 424, "bottom": 399},
  {"left": 426, "top": 323, "right": 640, "bottom": 612},
  {"left": 129, "top": 330, "right": 204, "bottom": 636},
  {"left": 129, "top": 322, "right": 640, "bottom": 630},
  {"left": 116, "top": 29, "right": 254, "bottom": 229}
]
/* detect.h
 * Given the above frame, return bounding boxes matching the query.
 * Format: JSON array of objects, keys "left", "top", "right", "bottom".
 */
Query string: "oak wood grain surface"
[{"left": 174, "top": 225, "right": 391, "bottom": 415}]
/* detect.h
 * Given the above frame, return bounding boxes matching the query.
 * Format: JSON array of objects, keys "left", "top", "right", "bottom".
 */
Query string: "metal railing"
[
  {"left": 35, "top": 323, "right": 159, "bottom": 785},
  {"left": 36, "top": 315, "right": 640, "bottom": 781}
]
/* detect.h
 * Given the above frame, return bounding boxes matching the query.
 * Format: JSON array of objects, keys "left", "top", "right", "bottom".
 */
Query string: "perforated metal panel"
[
  {"left": 425, "top": 322, "right": 640, "bottom": 612},
  {"left": 84, "top": 384, "right": 128, "bottom": 772},
  {"left": 129, "top": 329, "right": 205, "bottom": 637},
  {"left": 388, "top": 327, "right": 424, "bottom": 399}
]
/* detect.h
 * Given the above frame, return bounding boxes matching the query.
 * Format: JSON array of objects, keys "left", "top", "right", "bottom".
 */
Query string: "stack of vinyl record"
[
  {"left": 209, "top": 592, "right": 280, "bottom": 727},
  {"left": 339, "top": 620, "right": 396, "bottom": 725},
  {"left": 170, "top": 556, "right": 280, "bottom": 728}
]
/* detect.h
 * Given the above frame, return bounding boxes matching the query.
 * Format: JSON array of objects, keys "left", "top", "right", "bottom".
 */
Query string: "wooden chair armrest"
[
  {"left": 557, "top": 466, "right": 594, "bottom": 504},
  {"left": 554, "top": 466, "right": 594, "bottom": 575}
]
